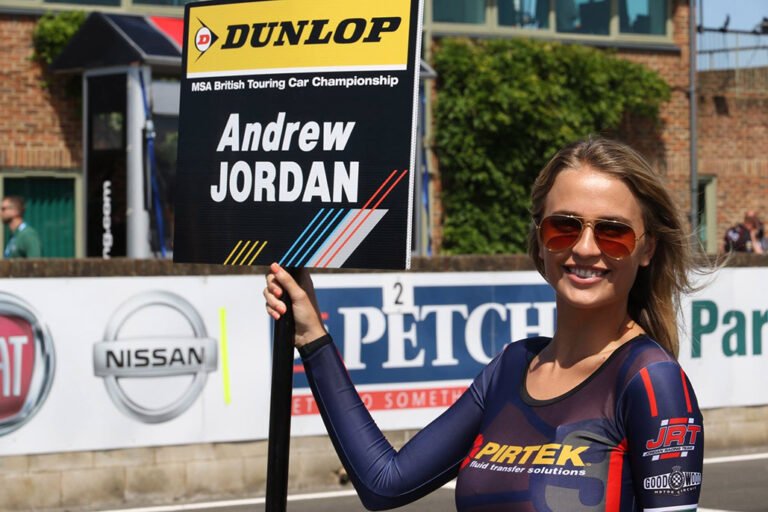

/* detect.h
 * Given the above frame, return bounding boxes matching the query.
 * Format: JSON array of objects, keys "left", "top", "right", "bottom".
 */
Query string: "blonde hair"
[{"left": 527, "top": 137, "right": 696, "bottom": 358}]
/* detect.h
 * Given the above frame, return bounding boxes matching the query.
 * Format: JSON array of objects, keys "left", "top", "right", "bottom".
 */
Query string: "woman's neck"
[{"left": 545, "top": 302, "right": 641, "bottom": 367}]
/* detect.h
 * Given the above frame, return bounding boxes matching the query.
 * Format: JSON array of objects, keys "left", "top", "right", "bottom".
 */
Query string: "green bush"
[
  {"left": 432, "top": 38, "right": 670, "bottom": 254},
  {"left": 32, "top": 11, "right": 87, "bottom": 65}
]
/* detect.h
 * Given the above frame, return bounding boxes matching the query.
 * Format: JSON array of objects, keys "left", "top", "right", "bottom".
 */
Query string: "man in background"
[
  {"left": 723, "top": 210, "right": 764, "bottom": 254},
  {"left": 2, "top": 195, "right": 41, "bottom": 258}
]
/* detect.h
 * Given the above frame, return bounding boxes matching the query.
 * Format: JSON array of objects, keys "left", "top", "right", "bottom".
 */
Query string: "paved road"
[{"left": 104, "top": 452, "right": 768, "bottom": 512}]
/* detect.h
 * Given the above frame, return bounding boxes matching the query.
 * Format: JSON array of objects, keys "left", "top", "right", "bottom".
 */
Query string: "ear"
[{"left": 639, "top": 235, "right": 656, "bottom": 267}]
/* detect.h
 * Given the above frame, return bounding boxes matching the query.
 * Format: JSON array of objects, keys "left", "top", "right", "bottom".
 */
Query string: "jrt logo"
[
  {"left": 643, "top": 417, "right": 701, "bottom": 461},
  {"left": 0, "top": 293, "right": 55, "bottom": 436},
  {"left": 93, "top": 291, "right": 217, "bottom": 423}
]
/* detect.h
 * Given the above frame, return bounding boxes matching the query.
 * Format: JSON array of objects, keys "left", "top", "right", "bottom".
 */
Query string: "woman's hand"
[{"left": 264, "top": 262, "right": 327, "bottom": 347}]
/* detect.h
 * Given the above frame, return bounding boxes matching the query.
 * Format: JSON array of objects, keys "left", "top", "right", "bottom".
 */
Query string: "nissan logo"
[
  {"left": 0, "top": 292, "right": 56, "bottom": 436},
  {"left": 93, "top": 291, "right": 217, "bottom": 423}
]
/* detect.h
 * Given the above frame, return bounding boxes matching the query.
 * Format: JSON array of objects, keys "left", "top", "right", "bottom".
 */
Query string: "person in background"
[
  {"left": 2, "top": 195, "right": 42, "bottom": 258},
  {"left": 723, "top": 210, "right": 764, "bottom": 254},
  {"left": 264, "top": 137, "right": 705, "bottom": 511}
]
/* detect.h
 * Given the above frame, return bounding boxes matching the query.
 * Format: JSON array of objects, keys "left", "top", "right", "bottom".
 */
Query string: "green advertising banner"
[{"left": 173, "top": 0, "right": 423, "bottom": 269}]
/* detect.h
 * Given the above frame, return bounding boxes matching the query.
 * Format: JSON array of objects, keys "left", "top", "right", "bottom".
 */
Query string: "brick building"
[
  {"left": 0, "top": 14, "right": 82, "bottom": 256},
  {"left": 2, "top": 0, "right": 762, "bottom": 258},
  {"left": 697, "top": 66, "right": 768, "bottom": 251}
]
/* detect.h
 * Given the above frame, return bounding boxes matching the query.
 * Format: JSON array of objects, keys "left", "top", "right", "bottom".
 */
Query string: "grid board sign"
[{"left": 173, "top": 0, "right": 424, "bottom": 269}]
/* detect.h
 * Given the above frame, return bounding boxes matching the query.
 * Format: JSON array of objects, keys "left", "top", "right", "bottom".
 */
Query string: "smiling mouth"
[{"left": 565, "top": 267, "right": 608, "bottom": 279}]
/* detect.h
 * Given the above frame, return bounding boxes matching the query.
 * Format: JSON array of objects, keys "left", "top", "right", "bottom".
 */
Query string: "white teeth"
[{"left": 567, "top": 267, "right": 605, "bottom": 278}]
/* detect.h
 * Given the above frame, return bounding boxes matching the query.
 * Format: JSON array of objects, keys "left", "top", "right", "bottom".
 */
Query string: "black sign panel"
[
  {"left": 86, "top": 73, "right": 127, "bottom": 259},
  {"left": 173, "top": 0, "right": 422, "bottom": 269}
]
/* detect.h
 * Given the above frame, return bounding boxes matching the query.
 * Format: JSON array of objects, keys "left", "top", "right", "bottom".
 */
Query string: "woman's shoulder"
[
  {"left": 615, "top": 336, "right": 701, "bottom": 423},
  {"left": 616, "top": 335, "right": 694, "bottom": 399},
  {"left": 621, "top": 335, "right": 678, "bottom": 369}
]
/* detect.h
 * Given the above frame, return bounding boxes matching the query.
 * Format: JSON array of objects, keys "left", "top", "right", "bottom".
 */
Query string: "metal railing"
[{"left": 698, "top": 26, "right": 768, "bottom": 71}]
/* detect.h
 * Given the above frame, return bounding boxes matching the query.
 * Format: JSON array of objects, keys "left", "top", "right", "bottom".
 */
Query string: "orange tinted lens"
[
  {"left": 540, "top": 216, "right": 583, "bottom": 252},
  {"left": 594, "top": 221, "right": 636, "bottom": 259}
]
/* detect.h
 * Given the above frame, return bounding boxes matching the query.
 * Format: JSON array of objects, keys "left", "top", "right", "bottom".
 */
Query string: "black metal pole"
[{"left": 265, "top": 273, "right": 296, "bottom": 512}]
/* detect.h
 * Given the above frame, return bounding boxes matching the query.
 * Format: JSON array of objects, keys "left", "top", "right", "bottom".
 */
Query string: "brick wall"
[
  {"left": 697, "top": 66, "right": 768, "bottom": 243},
  {"left": 618, "top": 0, "right": 692, "bottom": 215},
  {"left": 0, "top": 14, "right": 81, "bottom": 170}
]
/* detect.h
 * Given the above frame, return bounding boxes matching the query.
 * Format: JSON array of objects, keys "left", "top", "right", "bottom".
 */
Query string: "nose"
[{"left": 571, "top": 222, "right": 602, "bottom": 258}]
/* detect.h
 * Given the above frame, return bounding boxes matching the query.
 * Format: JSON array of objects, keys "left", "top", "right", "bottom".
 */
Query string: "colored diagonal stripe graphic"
[
  {"left": 312, "top": 170, "right": 407, "bottom": 268},
  {"left": 292, "top": 208, "right": 347, "bottom": 268},
  {"left": 309, "top": 209, "right": 387, "bottom": 268},
  {"left": 279, "top": 209, "right": 327, "bottom": 267},
  {"left": 282, "top": 209, "right": 336, "bottom": 268},
  {"left": 223, "top": 240, "right": 268, "bottom": 266},
  {"left": 247, "top": 241, "right": 268, "bottom": 265},
  {"left": 315, "top": 169, "right": 409, "bottom": 268},
  {"left": 223, "top": 241, "right": 243, "bottom": 265}
]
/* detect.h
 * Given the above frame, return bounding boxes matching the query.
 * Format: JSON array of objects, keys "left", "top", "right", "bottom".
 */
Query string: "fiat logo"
[{"left": 0, "top": 293, "right": 56, "bottom": 436}]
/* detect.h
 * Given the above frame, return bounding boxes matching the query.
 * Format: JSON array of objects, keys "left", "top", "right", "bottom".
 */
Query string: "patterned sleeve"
[
  {"left": 620, "top": 361, "right": 704, "bottom": 512},
  {"left": 301, "top": 334, "right": 500, "bottom": 510}
]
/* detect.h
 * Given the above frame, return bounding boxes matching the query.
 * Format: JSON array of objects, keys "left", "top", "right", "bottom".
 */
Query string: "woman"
[{"left": 264, "top": 137, "right": 704, "bottom": 511}]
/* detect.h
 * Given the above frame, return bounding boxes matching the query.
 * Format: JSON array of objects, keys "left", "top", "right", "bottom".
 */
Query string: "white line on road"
[
  {"left": 96, "top": 491, "right": 742, "bottom": 512},
  {"left": 704, "top": 451, "right": 768, "bottom": 464},
  {"left": 98, "top": 451, "right": 768, "bottom": 512},
  {"left": 96, "top": 489, "right": 363, "bottom": 512}
]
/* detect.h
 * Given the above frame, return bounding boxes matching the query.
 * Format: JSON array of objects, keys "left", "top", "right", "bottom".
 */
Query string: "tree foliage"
[
  {"left": 32, "top": 11, "right": 87, "bottom": 65},
  {"left": 432, "top": 38, "right": 670, "bottom": 255}
]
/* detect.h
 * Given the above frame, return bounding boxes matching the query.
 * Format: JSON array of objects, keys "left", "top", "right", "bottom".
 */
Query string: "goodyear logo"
[{"left": 186, "top": 0, "right": 412, "bottom": 78}]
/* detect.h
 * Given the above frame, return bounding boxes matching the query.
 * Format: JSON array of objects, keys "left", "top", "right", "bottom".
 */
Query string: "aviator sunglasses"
[{"left": 536, "top": 214, "right": 645, "bottom": 260}]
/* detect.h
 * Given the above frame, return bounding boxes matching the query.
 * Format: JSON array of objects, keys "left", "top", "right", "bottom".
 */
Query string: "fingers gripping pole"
[{"left": 266, "top": 269, "right": 297, "bottom": 512}]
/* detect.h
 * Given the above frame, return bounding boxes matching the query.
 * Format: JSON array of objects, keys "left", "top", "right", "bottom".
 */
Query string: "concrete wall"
[{"left": 1, "top": 255, "right": 767, "bottom": 511}]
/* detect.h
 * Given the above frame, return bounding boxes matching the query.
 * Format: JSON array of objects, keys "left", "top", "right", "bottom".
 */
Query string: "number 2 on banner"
[{"left": 382, "top": 276, "right": 414, "bottom": 314}]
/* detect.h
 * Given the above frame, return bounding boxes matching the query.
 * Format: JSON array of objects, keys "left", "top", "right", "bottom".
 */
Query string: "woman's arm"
[
  {"left": 265, "top": 264, "right": 491, "bottom": 510},
  {"left": 620, "top": 361, "right": 704, "bottom": 511},
  {"left": 301, "top": 335, "right": 489, "bottom": 510}
]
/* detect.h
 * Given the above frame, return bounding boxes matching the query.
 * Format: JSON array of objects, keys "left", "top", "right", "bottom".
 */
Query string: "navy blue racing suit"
[{"left": 299, "top": 334, "right": 703, "bottom": 511}]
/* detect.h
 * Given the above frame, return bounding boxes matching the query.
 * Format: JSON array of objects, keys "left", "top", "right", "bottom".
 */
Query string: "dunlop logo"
[
  {"left": 185, "top": 0, "right": 413, "bottom": 78},
  {"left": 221, "top": 18, "right": 402, "bottom": 49}
]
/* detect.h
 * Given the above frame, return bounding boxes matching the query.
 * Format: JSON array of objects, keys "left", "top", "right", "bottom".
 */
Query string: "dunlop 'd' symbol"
[{"left": 194, "top": 19, "right": 219, "bottom": 57}]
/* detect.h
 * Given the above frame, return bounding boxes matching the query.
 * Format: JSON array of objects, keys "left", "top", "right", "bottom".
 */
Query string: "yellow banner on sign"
[{"left": 186, "top": 0, "right": 412, "bottom": 78}]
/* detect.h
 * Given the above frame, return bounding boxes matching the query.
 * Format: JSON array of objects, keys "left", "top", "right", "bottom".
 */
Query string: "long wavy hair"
[{"left": 527, "top": 137, "right": 697, "bottom": 358}]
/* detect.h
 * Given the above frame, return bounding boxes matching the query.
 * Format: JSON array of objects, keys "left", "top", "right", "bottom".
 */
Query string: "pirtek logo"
[
  {"left": 219, "top": 17, "right": 402, "bottom": 50},
  {"left": 470, "top": 441, "right": 588, "bottom": 467}
]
